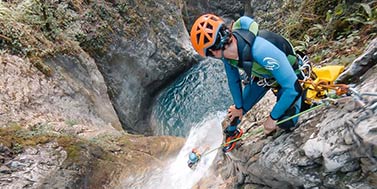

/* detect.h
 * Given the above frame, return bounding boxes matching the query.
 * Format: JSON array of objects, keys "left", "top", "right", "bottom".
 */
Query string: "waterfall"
[
  {"left": 125, "top": 112, "right": 224, "bottom": 189},
  {"left": 122, "top": 59, "right": 232, "bottom": 188}
]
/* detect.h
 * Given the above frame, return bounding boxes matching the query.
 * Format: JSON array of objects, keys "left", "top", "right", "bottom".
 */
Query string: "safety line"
[
  {"left": 200, "top": 91, "right": 377, "bottom": 158},
  {"left": 201, "top": 103, "right": 325, "bottom": 156}
]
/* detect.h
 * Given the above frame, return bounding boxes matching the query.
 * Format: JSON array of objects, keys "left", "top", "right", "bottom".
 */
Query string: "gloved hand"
[
  {"left": 227, "top": 105, "right": 243, "bottom": 122},
  {"left": 263, "top": 116, "right": 277, "bottom": 135}
]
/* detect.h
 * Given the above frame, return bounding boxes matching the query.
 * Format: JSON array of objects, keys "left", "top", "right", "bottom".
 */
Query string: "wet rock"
[
  {"left": 340, "top": 160, "right": 360, "bottom": 172},
  {"left": 354, "top": 117, "right": 377, "bottom": 146},
  {"left": 303, "top": 138, "right": 324, "bottom": 159},
  {"left": 343, "top": 132, "right": 354, "bottom": 145},
  {"left": 0, "top": 144, "right": 7, "bottom": 153}
]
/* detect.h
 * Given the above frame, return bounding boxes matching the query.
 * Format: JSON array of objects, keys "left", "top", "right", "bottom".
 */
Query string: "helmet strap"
[{"left": 221, "top": 48, "right": 225, "bottom": 60}]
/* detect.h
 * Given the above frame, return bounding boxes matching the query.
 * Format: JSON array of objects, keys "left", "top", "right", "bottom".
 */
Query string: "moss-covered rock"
[{"left": 0, "top": 124, "right": 184, "bottom": 188}]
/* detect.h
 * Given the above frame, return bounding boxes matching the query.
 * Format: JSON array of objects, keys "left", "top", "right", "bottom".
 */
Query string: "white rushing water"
[{"left": 124, "top": 112, "right": 224, "bottom": 189}]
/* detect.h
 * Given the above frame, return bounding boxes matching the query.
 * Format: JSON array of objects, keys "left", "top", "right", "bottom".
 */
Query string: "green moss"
[
  {"left": 0, "top": 124, "right": 91, "bottom": 163},
  {"left": 57, "top": 135, "right": 110, "bottom": 163},
  {"left": 56, "top": 136, "right": 82, "bottom": 162},
  {"left": 66, "top": 144, "right": 82, "bottom": 161},
  {"left": 0, "top": 125, "right": 52, "bottom": 153}
]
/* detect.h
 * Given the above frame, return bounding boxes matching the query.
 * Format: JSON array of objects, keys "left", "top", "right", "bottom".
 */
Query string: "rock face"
[
  {"left": 92, "top": 0, "right": 196, "bottom": 134},
  {"left": 0, "top": 1, "right": 190, "bottom": 188},
  {"left": 183, "top": 0, "right": 246, "bottom": 29},
  {"left": 216, "top": 38, "right": 377, "bottom": 189},
  {"left": 337, "top": 38, "right": 377, "bottom": 84},
  {"left": 0, "top": 142, "right": 67, "bottom": 189},
  {"left": 0, "top": 52, "right": 186, "bottom": 188},
  {"left": 0, "top": 54, "right": 120, "bottom": 135},
  {"left": 0, "top": 126, "right": 185, "bottom": 189},
  {"left": 1, "top": 0, "right": 198, "bottom": 135}
]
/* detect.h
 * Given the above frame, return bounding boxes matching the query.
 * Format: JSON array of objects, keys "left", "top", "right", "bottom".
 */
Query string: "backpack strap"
[
  {"left": 233, "top": 29, "right": 257, "bottom": 49},
  {"left": 232, "top": 29, "right": 257, "bottom": 78},
  {"left": 258, "top": 30, "right": 296, "bottom": 57}
]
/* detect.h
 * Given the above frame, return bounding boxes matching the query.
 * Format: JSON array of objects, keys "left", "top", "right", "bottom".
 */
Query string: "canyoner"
[
  {"left": 187, "top": 61, "right": 377, "bottom": 169},
  {"left": 186, "top": 13, "right": 377, "bottom": 169}
]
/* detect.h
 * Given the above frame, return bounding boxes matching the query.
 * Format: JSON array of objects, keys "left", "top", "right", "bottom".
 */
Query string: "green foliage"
[
  {"left": 294, "top": 34, "right": 311, "bottom": 52},
  {"left": 0, "top": 0, "right": 82, "bottom": 75},
  {"left": 64, "top": 141, "right": 82, "bottom": 161},
  {"left": 283, "top": 0, "right": 377, "bottom": 66},
  {"left": 26, "top": 122, "right": 52, "bottom": 137},
  {"left": 14, "top": 0, "right": 77, "bottom": 40},
  {"left": 1, "top": 0, "right": 183, "bottom": 72},
  {"left": 307, "top": 24, "right": 328, "bottom": 40},
  {"left": 345, "top": 3, "right": 377, "bottom": 25}
]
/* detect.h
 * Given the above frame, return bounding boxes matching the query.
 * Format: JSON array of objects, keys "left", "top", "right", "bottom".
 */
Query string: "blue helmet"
[{"left": 189, "top": 152, "right": 199, "bottom": 162}]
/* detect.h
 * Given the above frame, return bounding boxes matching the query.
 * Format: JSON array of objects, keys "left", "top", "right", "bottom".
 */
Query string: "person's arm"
[
  {"left": 251, "top": 37, "right": 302, "bottom": 120},
  {"left": 223, "top": 60, "right": 243, "bottom": 110}
]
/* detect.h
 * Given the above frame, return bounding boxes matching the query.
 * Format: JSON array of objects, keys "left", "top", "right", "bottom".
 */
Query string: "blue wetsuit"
[{"left": 224, "top": 16, "right": 302, "bottom": 130}]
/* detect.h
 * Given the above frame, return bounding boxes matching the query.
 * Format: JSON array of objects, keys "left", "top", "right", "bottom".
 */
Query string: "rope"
[
  {"left": 362, "top": 92, "right": 377, "bottom": 97},
  {"left": 299, "top": 79, "right": 350, "bottom": 96},
  {"left": 194, "top": 84, "right": 377, "bottom": 163},
  {"left": 201, "top": 103, "right": 326, "bottom": 157},
  {"left": 200, "top": 90, "right": 377, "bottom": 158}
]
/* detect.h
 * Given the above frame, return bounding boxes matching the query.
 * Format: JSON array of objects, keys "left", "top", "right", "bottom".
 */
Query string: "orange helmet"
[{"left": 190, "top": 14, "right": 230, "bottom": 57}]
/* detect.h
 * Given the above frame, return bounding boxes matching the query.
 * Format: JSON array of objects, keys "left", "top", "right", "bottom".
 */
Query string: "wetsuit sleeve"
[
  {"left": 223, "top": 60, "right": 243, "bottom": 109},
  {"left": 251, "top": 37, "right": 301, "bottom": 120}
]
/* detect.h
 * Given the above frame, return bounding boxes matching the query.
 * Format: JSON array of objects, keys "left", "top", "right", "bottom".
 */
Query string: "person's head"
[{"left": 190, "top": 14, "right": 237, "bottom": 59}]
